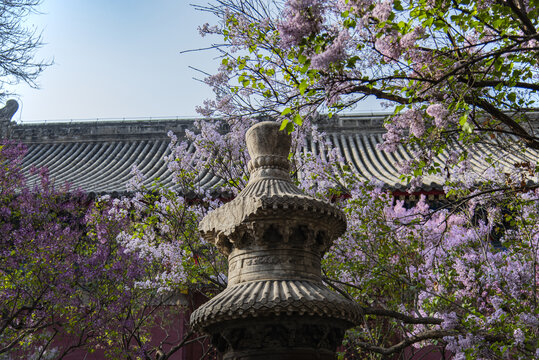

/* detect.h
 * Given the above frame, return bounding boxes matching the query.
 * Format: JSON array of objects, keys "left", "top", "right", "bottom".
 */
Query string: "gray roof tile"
[{"left": 4, "top": 113, "right": 538, "bottom": 194}]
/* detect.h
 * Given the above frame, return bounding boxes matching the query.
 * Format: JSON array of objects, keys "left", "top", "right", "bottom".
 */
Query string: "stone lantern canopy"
[{"left": 190, "top": 121, "right": 360, "bottom": 359}]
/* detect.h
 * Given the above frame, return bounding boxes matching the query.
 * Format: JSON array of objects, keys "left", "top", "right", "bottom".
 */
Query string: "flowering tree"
[
  {"left": 0, "top": 143, "right": 201, "bottom": 359},
  {"left": 170, "top": 0, "right": 539, "bottom": 358},
  {"left": 145, "top": 113, "right": 536, "bottom": 359},
  {"left": 327, "top": 180, "right": 539, "bottom": 359},
  {"left": 195, "top": 0, "right": 538, "bottom": 183},
  {"left": 4, "top": 120, "right": 536, "bottom": 360},
  {"left": 7, "top": 0, "right": 533, "bottom": 357}
]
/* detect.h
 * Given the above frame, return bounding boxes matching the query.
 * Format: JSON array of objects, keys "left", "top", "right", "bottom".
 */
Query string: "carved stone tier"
[
  {"left": 227, "top": 248, "right": 322, "bottom": 285},
  {"left": 201, "top": 197, "right": 346, "bottom": 256},
  {"left": 190, "top": 121, "right": 359, "bottom": 359},
  {"left": 191, "top": 280, "right": 362, "bottom": 330}
]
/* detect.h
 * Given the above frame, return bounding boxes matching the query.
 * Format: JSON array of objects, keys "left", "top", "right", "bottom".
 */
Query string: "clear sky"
[
  {"left": 9, "top": 0, "right": 220, "bottom": 122},
  {"left": 9, "top": 0, "right": 385, "bottom": 123}
]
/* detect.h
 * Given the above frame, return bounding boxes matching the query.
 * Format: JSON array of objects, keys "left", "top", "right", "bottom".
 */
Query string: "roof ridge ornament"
[
  {"left": 0, "top": 100, "right": 19, "bottom": 138},
  {"left": 191, "top": 121, "right": 360, "bottom": 359}
]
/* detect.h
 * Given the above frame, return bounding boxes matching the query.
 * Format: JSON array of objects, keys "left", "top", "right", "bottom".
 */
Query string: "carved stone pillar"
[{"left": 190, "top": 121, "right": 360, "bottom": 359}]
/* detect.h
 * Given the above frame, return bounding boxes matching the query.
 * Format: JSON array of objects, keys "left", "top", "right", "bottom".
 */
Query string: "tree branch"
[
  {"left": 466, "top": 97, "right": 539, "bottom": 149},
  {"left": 363, "top": 307, "right": 443, "bottom": 325},
  {"left": 501, "top": 0, "right": 538, "bottom": 37},
  {"left": 465, "top": 79, "right": 539, "bottom": 91},
  {"left": 356, "top": 329, "right": 458, "bottom": 355}
]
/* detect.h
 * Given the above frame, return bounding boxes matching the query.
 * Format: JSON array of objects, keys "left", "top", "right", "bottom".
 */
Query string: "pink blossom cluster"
[
  {"left": 400, "top": 26, "right": 425, "bottom": 49},
  {"left": 426, "top": 103, "right": 450, "bottom": 127},
  {"left": 378, "top": 109, "right": 425, "bottom": 153},
  {"left": 374, "top": 33, "right": 402, "bottom": 61},
  {"left": 311, "top": 30, "right": 350, "bottom": 69},
  {"left": 198, "top": 22, "right": 220, "bottom": 37},
  {"left": 372, "top": 0, "right": 392, "bottom": 21},
  {"left": 278, "top": 0, "right": 325, "bottom": 48},
  {"left": 337, "top": 0, "right": 374, "bottom": 13}
]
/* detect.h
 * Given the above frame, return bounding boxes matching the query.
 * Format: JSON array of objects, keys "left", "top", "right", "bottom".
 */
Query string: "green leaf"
[
  {"left": 459, "top": 114, "right": 468, "bottom": 126},
  {"left": 281, "top": 107, "right": 292, "bottom": 116},
  {"left": 423, "top": 17, "right": 434, "bottom": 27},
  {"left": 343, "top": 18, "right": 357, "bottom": 28},
  {"left": 494, "top": 57, "right": 504, "bottom": 72},
  {"left": 462, "top": 121, "right": 473, "bottom": 133},
  {"left": 395, "top": 104, "right": 405, "bottom": 113},
  {"left": 293, "top": 113, "right": 303, "bottom": 125},
  {"left": 286, "top": 121, "right": 294, "bottom": 134},
  {"left": 298, "top": 80, "right": 308, "bottom": 96}
]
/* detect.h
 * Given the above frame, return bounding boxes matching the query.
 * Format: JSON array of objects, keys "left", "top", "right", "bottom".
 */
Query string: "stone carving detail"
[
  {"left": 190, "top": 121, "right": 359, "bottom": 359},
  {"left": 190, "top": 279, "right": 362, "bottom": 330},
  {"left": 247, "top": 154, "right": 290, "bottom": 173},
  {"left": 244, "top": 255, "right": 281, "bottom": 265},
  {"left": 211, "top": 319, "right": 348, "bottom": 360}
]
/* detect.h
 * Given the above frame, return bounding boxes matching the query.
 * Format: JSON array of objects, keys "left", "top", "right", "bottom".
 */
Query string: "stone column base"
[{"left": 209, "top": 317, "right": 350, "bottom": 360}]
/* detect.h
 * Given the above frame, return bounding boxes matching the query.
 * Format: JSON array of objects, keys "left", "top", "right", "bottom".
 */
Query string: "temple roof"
[
  {"left": 12, "top": 118, "right": 195, "bottom": 194},
  {"left": 6, "top": 114, "right": 406, "bottom": 194},
  {"left": 3, "top": 103, "right": 539, "bottom": 195}
]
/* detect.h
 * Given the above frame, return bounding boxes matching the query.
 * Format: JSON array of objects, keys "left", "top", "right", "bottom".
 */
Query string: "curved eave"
[{"left": 14, "top": 114, "right": 539, "bottom": 194}]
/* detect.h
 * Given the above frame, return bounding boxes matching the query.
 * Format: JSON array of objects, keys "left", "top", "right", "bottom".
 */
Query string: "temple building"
[
  {"left": 6, "top": 103, "right": 539, "bottom": 205},
  {"left": 4, "top": 103, "right": 448, "bottom": 198},
  {"left": 4, "top": 100, "right": 539, "bottom": 360}
]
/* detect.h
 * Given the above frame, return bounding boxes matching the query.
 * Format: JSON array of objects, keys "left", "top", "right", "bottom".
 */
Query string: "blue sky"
[
  {"left": 9, "top": 0, "right": 385, "bottom": 122},
  {"left": 10, "top": 0, "right": 220, "bottom": 122}
]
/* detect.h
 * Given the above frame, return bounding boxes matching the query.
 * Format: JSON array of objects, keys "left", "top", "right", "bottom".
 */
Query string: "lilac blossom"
[
  {"left": 426, "top": 103, "right": 450, "bottom": 127},
  {"left": 278, "top": 0, "right": 325, "bottom": 48},
  {"left": 0, "top": 142, "right": 154, "bottom": 358},
  {"left": 400, "top": 26, "right": 425, "bottom": 49},
  {"left": 375, "top": 34, "right": 402, "bottom": 60},
  {"left": 311, "top": 30, "right": 349, "bottom": 69},
  {"left": 372, "top": 0, "right": 393, "bottom": 21}
]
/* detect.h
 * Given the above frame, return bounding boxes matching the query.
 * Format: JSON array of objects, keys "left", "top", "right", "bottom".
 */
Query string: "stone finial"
[
  {"left": 246, "top": 121, "right": 291, "bottom": 160},
  {"left": 245, "top": 121, "right": 291, "bottom": 181},
  {"left": 199, "top": 121, "right": 347, "bottom": 256},
  {"left": 191, "top": 121, "right": 359, "bottom": 360}
]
